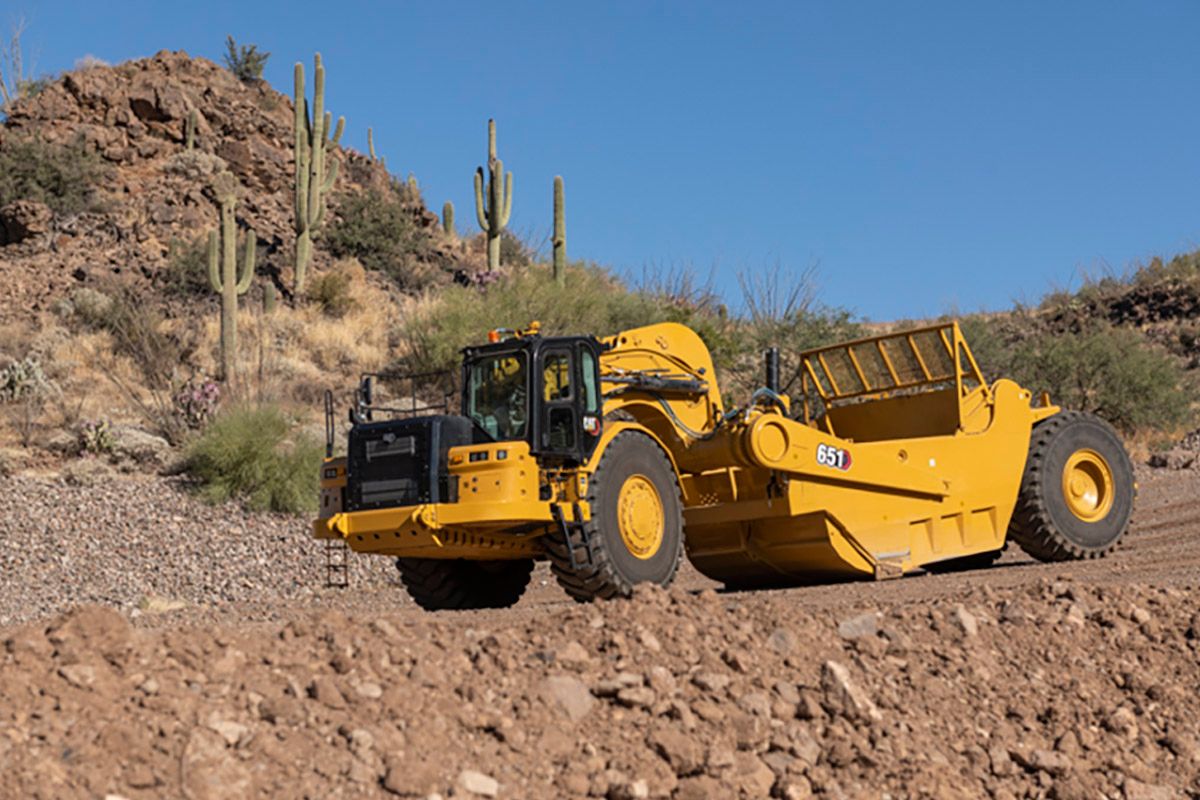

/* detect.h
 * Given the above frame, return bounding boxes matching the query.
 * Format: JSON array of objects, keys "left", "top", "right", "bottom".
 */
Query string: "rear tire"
[
  {"left": 1009, "top": 411, "right": 1135, "bottom": 562},
  {"left": 395, "top": 558, "right": 534, "bottom": 610},
  {"left": 545, "top": 431, "right": 684, "bottom": 602}
]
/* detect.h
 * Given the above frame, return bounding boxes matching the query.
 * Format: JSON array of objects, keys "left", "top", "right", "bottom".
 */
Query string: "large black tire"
[
  {"left": 1009, "top": 411, "right": 1135, "bottom": 562},
  {"left": 395, "top": 558, "right": 534, "bottom": 611},
  {"left": 545, "top": 431, "right": 684, "bottom": 602}
]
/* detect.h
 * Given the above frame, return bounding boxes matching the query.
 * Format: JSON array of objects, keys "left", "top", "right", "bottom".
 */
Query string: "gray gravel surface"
[{"left": 0, "top": 475, "right": 412, "bottom": 626}]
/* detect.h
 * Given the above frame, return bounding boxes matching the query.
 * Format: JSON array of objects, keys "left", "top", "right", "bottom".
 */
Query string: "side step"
[{"left": 325, "top": 538, "right": 350, "bottom": 589}]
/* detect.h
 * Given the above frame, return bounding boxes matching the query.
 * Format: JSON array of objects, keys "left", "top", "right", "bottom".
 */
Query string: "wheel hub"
[
  {"left": 1061, "top": 448, "right": 1115, "bottom": 522},
  {"left": 617, "top": 474, "right": 664, "bottom": 560}
]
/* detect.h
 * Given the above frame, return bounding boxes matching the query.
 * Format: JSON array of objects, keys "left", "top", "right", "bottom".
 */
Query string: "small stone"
[
  {"left": 1130, "top": 606, "right": 1152, "bottom": 626},
  {"left": 692, "top": 672, "right": 731, "bottom": 693},
  {"left": 768, "top": 628, "right": 798, "bottom": 654},
  {"left": 1124, "top": 778, "right": 1177, "bottom": 800},
  {"left": 837, "top": 612, "right": 879, "bottom": 640},
  {"left": 732, "top": 753, "right": 775, "bottom": 796},
  {"left": 611, "top": 779, "right": 649, "bottom": 800},
  {"left": 1065, "top": 603, "right": 1087, "bottom": 627},
  {"left": 649, "top": 727, "right": 704, "bottom": 775},
  {"left": 356, "top": 682, "right": 384, "bottom": 699},
  {"left": 820, "top": 660, "right": 882, "bottom": 722},
  {"left": 989, "top": 745, "right": 1014, "bottom": 777},
  {"left": 59, "top": 663, "right": 96, "bottom": 688},
  {"left": 207, "top": 719, "right": 247, "bottom": 747},
  {"left": 616, "top": 686, "right": 655, "bottom": 709},
  {"left": 772, "top": 681, "right": 800, "bottom": 705},
  {"left": 555, "top": 640, "right": 592, "bottom": 666},
  {"left": 1028, "top": 748, "right": 1071, "bottom": 776},
  {"left": 950, "top": 605, "right": 978, "bottom": 637},
  {"left": 457, "top": 769, "right": 499, "bottom": 797},
  {"left": 309, "top": 677, "right": 347, "bottom": 710},
  {"left": 1106, "top": 707, "right": 1139, "bottom": 739},
  {"left": 542, "top": 675, "right": 596, "bottom": 723}
]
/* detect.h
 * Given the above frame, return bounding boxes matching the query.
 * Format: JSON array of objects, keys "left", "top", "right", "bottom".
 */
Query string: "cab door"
[{"left": 536, "top": 340, "right": 602, "bottom": 462}]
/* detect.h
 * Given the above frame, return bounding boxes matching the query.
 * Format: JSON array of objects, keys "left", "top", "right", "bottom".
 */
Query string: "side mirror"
[{"left": 361, "top": 375, "right": 374, "bottom": 407}]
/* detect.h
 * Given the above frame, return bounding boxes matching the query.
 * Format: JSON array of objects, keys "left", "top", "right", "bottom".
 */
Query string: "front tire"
[
  {"left": 1009, "top": 411, "right": 1135, "bottom": 562},
  {"left": 545, "top": 431, "right": 684, "bottom": 602},
  {"left": 396, "top": 558, "right": 534, "bottom": 610}
]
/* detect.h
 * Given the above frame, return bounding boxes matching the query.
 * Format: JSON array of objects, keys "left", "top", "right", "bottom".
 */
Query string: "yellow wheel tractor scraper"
[{"left": 314, "top": 321, "right": 1135, "bottom": 609}]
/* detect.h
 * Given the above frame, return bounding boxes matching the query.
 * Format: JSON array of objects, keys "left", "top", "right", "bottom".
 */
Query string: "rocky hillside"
[{"left": 0, "top": 49, "right": 455, "bottom": 321}]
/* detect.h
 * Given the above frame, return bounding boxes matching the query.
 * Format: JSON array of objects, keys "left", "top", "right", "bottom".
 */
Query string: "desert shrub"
[
  {"left": 222, "top": 35, "right": 269, "bottom": 84},
  {"left": 0, "top": 355, "right": 57, "bottom": 447},
  {"left": 325, "top": 187, "right": 441, "bottom": 291},
  {"left": 184, "top": 404, "right": 323, "bottom": 513},
  {"left": 74, "top": 287, "right": 194, "bottom": 442},
  {"left": 173, "top": 378, "right": 221, "bottom": 430},
  {"left": 1008, "top": 326, "right": 1190, "bottom": 433},
  {"left": 499, "top": 230, "right": 535, "bottom": 267},
  {"left": 0, "top": 355, "right": 52, "bottom": 402},
  {"left": 76, "top": 418, "right": 115, "bottom": 456},
  {"left": 722, "top": 266, "right": 862, "bottom": 398},
  {"left": 306, "top": 270, "right": 354, "bottom": 318},
  {"left": 396, "top": 262, "right": 704, "bottom": 380},
  {"left": 0, "top": 136, "right": 108, "bottom": 214},
  {"left": 161, "top": 236, "right": 213, "bottom": 298}
]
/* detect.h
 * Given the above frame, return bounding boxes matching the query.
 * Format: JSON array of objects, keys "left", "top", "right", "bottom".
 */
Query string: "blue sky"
[{"left": 11, "top": 1, "right": 1200, "bottom": 320}]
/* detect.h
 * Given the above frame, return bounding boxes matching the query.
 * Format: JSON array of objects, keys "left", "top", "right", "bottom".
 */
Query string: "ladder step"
[{"left": 325, "top": 539, "right": 350, "bottom": 589}]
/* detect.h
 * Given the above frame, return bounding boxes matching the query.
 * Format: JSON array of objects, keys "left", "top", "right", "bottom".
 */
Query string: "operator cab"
[{"left": 462, "top": 329, "right": 604, "bottom": 464}]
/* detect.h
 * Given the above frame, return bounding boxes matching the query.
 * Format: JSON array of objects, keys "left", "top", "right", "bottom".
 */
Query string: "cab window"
[
  {"left": 466, "top": 353, "right": 528, "bottom": 440},
  {"left": 543, "top": 351, "right": 572, "bottom": 402}
]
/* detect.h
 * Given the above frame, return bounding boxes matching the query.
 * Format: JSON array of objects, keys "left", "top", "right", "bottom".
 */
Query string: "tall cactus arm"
[
  {"left": 236, "top": 230, "right": 256, "bottom": 294},
  {"left": 331, "top": 115, "right": 345, "bottom": 146},
  {"left": 499, "top": 167, "right": 513, "bottom": 228},
  {"left": 474, "top": 167, "right": 489, "bottom": 230},
  {"left": 293, "top": 63, "right": 309, "bottom": 235},
  {"left": 207, "top": 230, "right": 223, "bottom": 292}
]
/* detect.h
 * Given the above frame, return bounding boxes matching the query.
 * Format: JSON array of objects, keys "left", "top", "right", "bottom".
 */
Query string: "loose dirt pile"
[
  {"left": 2, "top": 579, "right": 1197, "bottom": 800},
  {"left": 2, "top": 470, "right": 1198, "bottom": 799}
]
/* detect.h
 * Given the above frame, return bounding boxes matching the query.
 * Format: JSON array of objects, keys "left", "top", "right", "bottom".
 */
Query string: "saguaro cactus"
[
  {"left": 367, "top": 126, "right": 384, "bottom": 167},
  {"left": 442, "top": 201, "right": 455, "bottom": 237},
  {"left": 473, "top": 118, "right": 512, "bottom": 271},
  {"left": 553, "top": 175, "right": 566, "bottom": 286},
  {"left": 293, "top": 53, "right": 344, "bottom": 294},
  {"left": 208, "top": 173, "right": 256, "bottom": 382}
]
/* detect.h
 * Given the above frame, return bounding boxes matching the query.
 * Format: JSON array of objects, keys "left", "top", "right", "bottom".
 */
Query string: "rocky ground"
[{"left": 1, "top": 468, "right": 1198, "bottom": 799}]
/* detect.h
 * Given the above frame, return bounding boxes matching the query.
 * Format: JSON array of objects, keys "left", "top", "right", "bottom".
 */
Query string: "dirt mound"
[
  {"left": 0, "top": 50, "right": 450, "bottom": 321},
  {"left": 2, "top": 578, "right": 1197, "bottom": 799}
]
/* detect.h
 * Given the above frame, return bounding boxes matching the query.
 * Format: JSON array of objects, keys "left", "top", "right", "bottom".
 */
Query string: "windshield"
[{"left": 466, "top": 352, "right": 528, "bottom": 441}]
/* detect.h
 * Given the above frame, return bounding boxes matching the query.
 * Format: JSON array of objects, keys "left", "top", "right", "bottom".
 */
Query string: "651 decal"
[{"left": 816, "top": 443, "right": 852, "bottom": 471}]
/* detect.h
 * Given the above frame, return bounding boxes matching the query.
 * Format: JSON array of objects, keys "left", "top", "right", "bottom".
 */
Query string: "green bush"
[
  {"left": 161, "top": 236, "right": 212, "bottom": 298},
  {"left": 0, "top": 136, "right": 108, "bottom": 214},
  {"left": 1010, "top": 326, "right": 1190, "bottom": 433},
  {"left": 397, "top": 262, "right": 717, "bottom": 379},
  {"left": 185, "top": 405, "right": 323, "bottom": 514},
  {"left": 306, "top": 270, "right": 354, "bottom": 317},
  {"left": 396, "top": 261, "right": 860, "bottom": 407},
  {"left": 499, "top": 230, "right": 535, "bottom": 267},
  {"left": 222, "top": 35, "right": 270, "bottom": 84},
  {"left": 325, "top": 187, "right": 442, "bottom": 291}
]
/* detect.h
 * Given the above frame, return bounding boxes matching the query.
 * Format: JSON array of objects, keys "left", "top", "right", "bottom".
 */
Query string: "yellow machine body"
[{"left": 315, "top": 320, "right": 1059, "bottom": 583}]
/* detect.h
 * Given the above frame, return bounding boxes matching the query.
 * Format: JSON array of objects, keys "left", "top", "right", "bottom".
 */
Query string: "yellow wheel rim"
[
  {"left": 1061, "top": 448, "right": 1115, "bottom": 522},
  {"left": 617, "top": 474, "right": 664, "bottom": 560}
]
